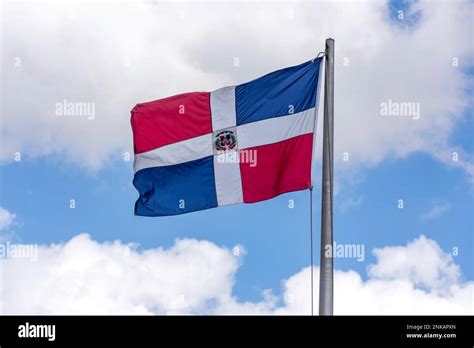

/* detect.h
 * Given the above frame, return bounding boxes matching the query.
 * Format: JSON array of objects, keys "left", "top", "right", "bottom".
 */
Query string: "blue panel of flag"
[{"left": 235, "top": 58, "right": 322, "bottom": 126}]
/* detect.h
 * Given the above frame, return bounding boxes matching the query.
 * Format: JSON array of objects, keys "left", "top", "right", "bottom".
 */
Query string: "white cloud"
[
  {"left": 0, "top": 233, "right": 472, "bottom": 315},
  {"left": 0, "top": 234, "right": 242, "bottom": 314},
  {"left": 0, "top": 207, "right": 15, "bottom": 231},
  {"left": 1, "top": 0, "right": 473, "bottom": 180},
  {"left": 421, "top": 202, "right": 450, "bottom": 221},
  {"left": 276, "top": 236, "right": 471, "bottom": 315},
  {"left": 368, "top": 235, "right": 460, "bottom": 292}
]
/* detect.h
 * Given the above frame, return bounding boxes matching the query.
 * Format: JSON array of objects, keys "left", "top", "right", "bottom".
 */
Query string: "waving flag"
[{"left": 132, "top": 57, "right": 323, "bottom": 216}]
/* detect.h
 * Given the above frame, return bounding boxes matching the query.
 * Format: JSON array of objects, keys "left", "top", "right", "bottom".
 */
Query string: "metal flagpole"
[{"left": 319, "top": 38, "right": 334, "bottom": 316}]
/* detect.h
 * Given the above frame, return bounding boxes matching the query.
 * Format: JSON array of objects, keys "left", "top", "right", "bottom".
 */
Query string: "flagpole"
[{"left": 319, "top": 38, "right": 334, "bottom": 316}]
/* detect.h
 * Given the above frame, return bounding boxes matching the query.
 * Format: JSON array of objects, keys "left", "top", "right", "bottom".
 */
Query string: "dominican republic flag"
[{"left": 132, "top": 57, "right": 323, "bottom": 216}]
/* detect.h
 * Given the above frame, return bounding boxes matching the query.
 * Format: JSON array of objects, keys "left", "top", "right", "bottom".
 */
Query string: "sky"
[{"left": 0, "top": 0, "right": 473, "bottom": 314}]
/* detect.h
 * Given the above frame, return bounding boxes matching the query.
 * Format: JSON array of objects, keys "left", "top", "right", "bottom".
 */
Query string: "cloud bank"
[
  {"left": 1, "top": 0, "right": 473, "bottom": 181},
  {"left": 0, "top": 233, "right": 472, "bottom": 315}
]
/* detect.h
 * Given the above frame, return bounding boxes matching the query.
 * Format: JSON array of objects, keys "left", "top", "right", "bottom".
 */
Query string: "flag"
[{"left": 131, "top": 57, "right": 323, "bottom": 216}]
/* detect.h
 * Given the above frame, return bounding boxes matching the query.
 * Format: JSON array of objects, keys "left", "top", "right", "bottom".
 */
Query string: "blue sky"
[{"left": 0, "top": 0, "right": 472, "bottom": 312}]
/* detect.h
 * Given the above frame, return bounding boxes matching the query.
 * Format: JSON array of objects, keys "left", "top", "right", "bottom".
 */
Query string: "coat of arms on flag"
[
  {"left": 214, "top": 128, "right": 237, "bottom": 153},
  {"left": 131, "top": 57, "right": 323, "bottom": 216}
]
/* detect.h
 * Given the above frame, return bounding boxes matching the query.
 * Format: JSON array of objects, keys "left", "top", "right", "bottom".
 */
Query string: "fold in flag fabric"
[{"left": 131, "top": 57, "right": 323, "bottom": 216}]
